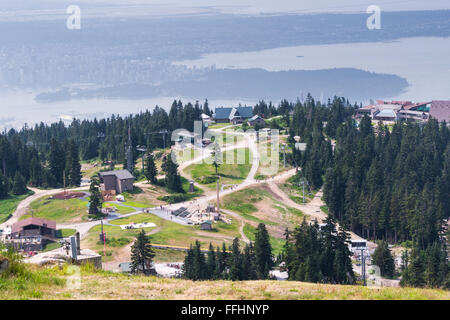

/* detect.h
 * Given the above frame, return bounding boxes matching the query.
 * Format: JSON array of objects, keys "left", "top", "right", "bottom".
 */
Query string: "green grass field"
[
  {"left": 57, "top": 229, "right": 77, "bottom": 238},
  {"left": 21, "top": 197, "right": 90, "bottom": 223},
  {"left": 0, "top": 191, "right": 34, "bottom": 224},
  {"left": 184, "top": 148, "right": 252, "bottom": 190}
]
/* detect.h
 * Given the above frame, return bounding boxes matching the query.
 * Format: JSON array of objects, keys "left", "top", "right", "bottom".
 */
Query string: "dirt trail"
[
  {"left": 220, "top": 208, "right": 253, "bottom": 244},
  {"left": 267, "top": 181, "right": 327, "bottom": 222},
  {"left": 266, "top": 180, "right": 371, "bottom": 243}
]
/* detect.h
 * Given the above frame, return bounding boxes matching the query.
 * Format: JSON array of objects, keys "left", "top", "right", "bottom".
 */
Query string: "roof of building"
[
  {"left": 99, "top": 170, "right": 135, "bottom": 180},
  {"left": 402, "top": 102, "right": 431, "bottom": 110},
  {"left": 214, "top": 107, "right": 232, "bottom": 120},
  {"left": 375, "top": 109, "right": 397, "bottom": 119},
  {"left": 12, "top": 217, "right": 56, "bottom": 234},
  {"left": 430, "top": 100, "right": 450, "bottom": 122},
  {"left": 214, "top": 106, "right": 253, "bottom": 120},
  {"left": 201, "top": 220, "right": 212, "bottom": 225},
  {"left": 248, "top": 115, "right": 264, "bottom": 122}
]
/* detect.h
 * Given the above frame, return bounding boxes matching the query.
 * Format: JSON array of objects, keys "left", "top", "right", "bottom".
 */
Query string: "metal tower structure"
[{"left": 125, "top": 126, "right": 134, "bottom": 173}]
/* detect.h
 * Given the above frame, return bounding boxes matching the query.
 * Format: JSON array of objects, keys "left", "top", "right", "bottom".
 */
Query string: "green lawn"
[
  {"left": 57, "top": 229, "right": 77, "bottom": 238},
  {"left": 208, "top": 122, "right": 234, "bottom": 130},
  {"left": 21, "top": 197, "right": 89, "bottom": 223},
  {"left": 103, "top": 202, "right": 137, "bottom": 214},
  {"left": 0, "top": 191, "right": 34, "bottom": 224},
  {"left": 42, "top": 241, "right": 62, "bottom": 252},
  {"left": 184, "top": 148, "right": 252, "bottom": 190}
]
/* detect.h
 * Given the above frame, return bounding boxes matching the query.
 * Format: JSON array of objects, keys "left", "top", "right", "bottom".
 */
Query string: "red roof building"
[
  {"left": 430, "top": 100, "right": 450, "bottom": 123},
  {"left": 11, "top": 217, "right": 57, "bottom": 239}
]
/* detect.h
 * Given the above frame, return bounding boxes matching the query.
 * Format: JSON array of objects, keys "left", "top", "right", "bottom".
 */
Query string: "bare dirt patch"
[
  {"left": 52, "top": 192, "right": 86, "bottom": 200},
  {"left": 256, "top": 183, "right": 283, "bottom": 201}
]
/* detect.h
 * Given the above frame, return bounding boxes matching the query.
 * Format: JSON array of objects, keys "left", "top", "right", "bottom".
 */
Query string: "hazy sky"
[{"left": 1, "top": 0, "right": 449, "bottom": 20}]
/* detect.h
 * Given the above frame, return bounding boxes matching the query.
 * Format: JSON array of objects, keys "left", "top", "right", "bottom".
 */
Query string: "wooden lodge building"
[
  {"left": 9, "top": 217, "right": 57, "bottom": 252},
  {"left": 99, "top": 170, "right": 135, "bottom": 194}
]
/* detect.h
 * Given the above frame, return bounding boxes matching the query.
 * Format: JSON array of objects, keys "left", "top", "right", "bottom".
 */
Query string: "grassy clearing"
[
  {"left": 4, "top": 262, "right": 447, "bottom": 300},
  {"left": 184, "top": 148, "right": 252, "bottom": 190},
  {"left": 103, "top": 202, "right": 136, "bottom": 214},
  {"left": 42, "top": 242, "right": 62, "bottom": 252},
  {"left": 57, "top": 229, "right": 77, "bottom": 238},
  {"left": 121, "top": 186, "right": 166, "bottom": 208},
  {"left": 0, "top": 191, "right": 34, "bottom": 224},
  {"left": 0, "top": 248, "right": 65, "bottom": 299},
  {"left": 153, "top": 248, "right": 186, "bottom": 263},
  {"left": 21, "top": 197, "right": 89, "bottom": 223},
  {"left": 278, "top": 175, "right": 317, "bottom": 205},
  {"left": 208, "top": 122, "right": 233, "bottom": 130},
  {"left": 1, "top": 253, "right": 448, "bottom": 300}
]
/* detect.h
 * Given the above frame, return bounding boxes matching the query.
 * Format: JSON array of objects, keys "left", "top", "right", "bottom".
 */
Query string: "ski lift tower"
[
  {"left": 126, "top": 126, "right": 134, "bottom": 173},
  {"left": 136, "top": 145, "right": 147, "bottom": 172}
]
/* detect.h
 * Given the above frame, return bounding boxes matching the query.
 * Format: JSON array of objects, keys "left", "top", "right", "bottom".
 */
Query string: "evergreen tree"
[
  {"left": 88, "top": 177, "right": 103, "bottom": 218},
  {"left": 0, "top": 172, "right": 8, "bottom": 198},
  {"left": 164, "top": 156, "right": 183, "bottom": 193},
  {"left": 49, "top": 138, "right": 65, "bottom": 186},
  {"left": 145, "top": 152, "right": 158, "bottom": 184},
  {"left": 372, "top": 241, "right": 396, "bottom": 279},
  {"left": 228, "top": 238, "right": 243, "bottom": 281},
  {"left": 206, "top": 243, "right": 217, "bottom": 279},
  {"left": 131, "top": 229, "right": 156, "bottom": 275},
  {"left": 254, "top": 223, "right": 273, "bottom": 279},
  {"left": 12, "top": 172, "right": 27, "bottom": 195},
  {"left": 65, "top": 140, "right": 82, "bottom": 187}
]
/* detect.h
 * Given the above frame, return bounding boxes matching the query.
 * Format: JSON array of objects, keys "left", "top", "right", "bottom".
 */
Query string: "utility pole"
[
  {"left": 63, "top": 169, "right": 66, "bottom": 197},
  {"left": 101, "top": 220, "right": 106, "bottom": 258},
  {"left": 216, "top": 175, "right": 220, "bottom": 217},
  {"left": 302, "top": 180, "right": 305, "bottom": 204},
  {"left": 126, "top": 126, "right": 133, "bottom": 173},
  {"left": 360, "top": 248, "right": 366, "bottom": 286},
  {"left": 136, "top": 145, "right": 147, "bottom": 172}
]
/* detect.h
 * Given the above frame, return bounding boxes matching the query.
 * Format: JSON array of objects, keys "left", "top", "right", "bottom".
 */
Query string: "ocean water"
[
  {"left": 175, "top": 37, "right": 450, "bottom": 102},
  {"left": 0, "top": 90, "right": 255, "bottom": 129}
]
